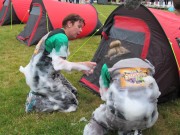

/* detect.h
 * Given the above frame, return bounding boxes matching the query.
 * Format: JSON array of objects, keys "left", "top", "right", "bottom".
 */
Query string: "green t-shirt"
[
  {"left": 45, "top": 33, "right": 68, "bottom": 58},
  {"left": 101, "top": 64, "right": 111, "bottom": 88}
]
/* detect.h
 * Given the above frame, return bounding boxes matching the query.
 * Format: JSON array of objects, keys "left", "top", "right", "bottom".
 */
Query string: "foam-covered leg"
[
  {"left": 58, "top": 73, "right": 77, "bottom": 96},
  {"left": 21, "top": 52, "right": 79, "bottom": 113},
  {"left": 83, "top": 119, "right": 107, "bottom": 135}
]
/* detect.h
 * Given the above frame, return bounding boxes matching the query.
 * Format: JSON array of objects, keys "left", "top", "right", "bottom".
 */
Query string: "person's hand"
[
  {"left": 81, "top": 61, "right": 96, "bottom": 76},
  {"left": 83, "top": 61, "right": 96, "bottom": 69}
]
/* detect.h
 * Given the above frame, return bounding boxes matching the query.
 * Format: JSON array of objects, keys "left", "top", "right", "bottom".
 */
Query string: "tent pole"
[{"left": 10, "top": 1, "right": 12, "bottom": 29}]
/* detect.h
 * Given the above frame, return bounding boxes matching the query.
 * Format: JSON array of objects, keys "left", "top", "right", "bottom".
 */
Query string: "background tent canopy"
[
  {"left": 0, "top": 0, "right": 31, "bottom": 25},
  {"left": 16, "top": 0, "right": 53, "bottom": 46},
  {"left": 16, "top": 0, "right": 102, "bottom": 46},
  {"left": 43, "top": 0, "right": 101, "bottom": 38},
  {"left": 149, "top": 8, "right": 180, "bottom": 75},
  {"left": 11, "top": 0, "right": 32, "bottom": 23},
  {"left": 0, "top": 0, "right": 4, "bottom": 11},
  {"left": 0, "top": 0, "right": 20, "bottom": 26}
]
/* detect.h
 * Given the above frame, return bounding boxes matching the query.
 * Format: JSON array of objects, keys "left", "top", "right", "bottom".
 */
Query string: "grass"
[{"left": 0, "top": 4, "right": 180, "bottom": 135}]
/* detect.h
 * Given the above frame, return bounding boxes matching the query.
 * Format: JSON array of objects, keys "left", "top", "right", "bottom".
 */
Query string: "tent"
[
  {"left": 0, "top": 0, "right": 32, "bottom": 25},
  {"left": 80, "top": 5, "right": 180, "bottom": 103},
  {"left": 17, "top": 0, "right": 103, "bottom": 46},
  {"left": 0, "top": 0, "right": 20, "bottom": 25},
  {"left": 16, "top": 0, "right": 53, "bottom": 46},
  {"left": 0, "top": 0, "right": 4, "bottom": 11},
  {"left": 0, "top": 0, "right": 31, "bottom": 25},
  {"left": 11, "top": 0, "right": 32, "bottom": 23}
]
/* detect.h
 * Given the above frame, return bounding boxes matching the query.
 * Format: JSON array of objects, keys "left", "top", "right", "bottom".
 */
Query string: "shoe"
[{"left": 25, "top": 91, "right": 36, "bottom": 112}]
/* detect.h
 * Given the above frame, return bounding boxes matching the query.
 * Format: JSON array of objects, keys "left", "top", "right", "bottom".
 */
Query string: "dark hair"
[
  {"left": 173, "top": 0, "right": 180, "bottom": 11},
  {"left": 62, "top": 14, "right": 85, "bottom": 28}
]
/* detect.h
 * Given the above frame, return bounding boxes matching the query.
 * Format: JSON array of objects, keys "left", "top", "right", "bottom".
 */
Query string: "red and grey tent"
[
  {"left": 80, "top": 5, "right": 180, "bottom": 103},
  {"left": 0, "top": 0, "right": 31, "bottom": 25},
  {"left": 11, "top": 0, "right": 32, "bottom": 23},
  {"left": 0, "top": 0, "right": 20, "bottom": 25},
  {"left": 17, "top": 0, "right": 102, "bottom": 46},
  {"left": 17, "top": 0, "right": 53, "bottom": 46}
]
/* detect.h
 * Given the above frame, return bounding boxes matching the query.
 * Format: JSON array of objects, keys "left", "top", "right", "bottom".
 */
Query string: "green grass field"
[{"left": 0, "top": 4, "right": 180, "bottom": 135}]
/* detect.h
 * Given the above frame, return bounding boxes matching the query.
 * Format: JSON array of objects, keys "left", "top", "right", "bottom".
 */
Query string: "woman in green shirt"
[{"left": 20, "top": 14, "right": 96, "bottom": 113}]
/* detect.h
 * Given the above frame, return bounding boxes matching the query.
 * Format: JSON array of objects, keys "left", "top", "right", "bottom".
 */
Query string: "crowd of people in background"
[
  {"left": 58, "top": 0, "right": 94, "bottom": 4},
  {"left": 57, "top": 0, "right": 179, "bottom": 16},
  {"left": 57, "top": 0, "right": 174, "bottom": 7},
  {"left": 149, "top": 0, "right": 173, "bottom": 6}
]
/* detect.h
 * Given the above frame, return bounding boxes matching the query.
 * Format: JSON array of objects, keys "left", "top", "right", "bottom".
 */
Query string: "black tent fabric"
[
  {"left": 80, "top": 5, "right": 180, "bottom": 103},
  {"left": 0, "top": 0, "right": 20, "bottom": 26}
]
